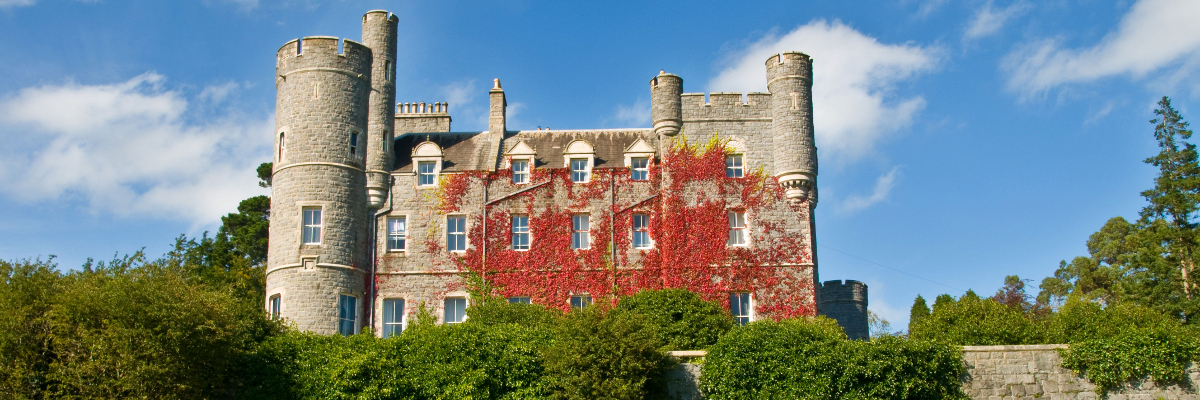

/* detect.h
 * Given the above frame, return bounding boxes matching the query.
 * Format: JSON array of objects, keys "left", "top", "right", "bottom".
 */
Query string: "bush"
[
  {"left": 0, "top": 259, "right": 59, "bottom": 399},
  {"left": 466, "top": 297, "right": 561, "bottom": 329},
  {"left": 245, "top": 323, "right": 554, "bottom": 399},
  {"left": 615, "top": 288, "right": 732, "bottom": 350},
  {"left": 701, "top": 317, "right": 967, "bottom": 400},
  {"left": 908, "top": 290, "right": 1045, "bottom": 345},
  {"left": 543, "top": 306, "right": 672, "bottom": 400}
]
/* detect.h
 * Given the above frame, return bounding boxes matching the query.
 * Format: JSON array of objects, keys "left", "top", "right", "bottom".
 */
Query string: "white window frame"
[
  {"left": 572, "top": 214, "right": 590, "bottom": 250},
  {"left": 632, "top": 213, "right": 652, "bottom": 249},
  {"left": 386, "top": 216, "right": 406, "bottom": 252},
  {"left": 570, "top": 294, "right": 592, "bottom": 310},
  {"left": 508, "top": 296, "right": 531, "bottom": 304},
  {"left": 444, "top": 297, "right": 467, "bottom": 324},
  {"left": 338, "top": 294, "right": 358, "bottom": 336},
  {"left": 728, "top": 211, "right": 748, "bottom": 247},
  {"left": 302, "top": 207, "right": 322, "bottom": 245},
  {"left": 725, "top": 154, "right": 744, "bottom": 178},
  {"left": 730, "top": 292, "right": 753, "bottom": 325},
  {"left": 382, "top": 298, "right": 404, "bottom": 338},
  {"left": 447, "top": 215, "right": 467, "bottom": 252},
  {"left": 569, "top": 158, "right": 590, "bottom": 183},
  {"left": 417, "top": 161, "right": 437, "bottom": 186},
  {"left": 277, "top": 130, "right": 287, "bottom": 163},
  {"left": 630, "top": 157, "right": 650, "bottom": 181},
  {"left": 563, "top": 139, "right": 595, "bottom": 183},
  {"left": 411, "top": 141, "right": 444, "bottom": 188},
  {"left": 511, "top": 158, "right": 530, "bottom": 184},
  {"left": 268, "top": 294, "right": 281, "bottom": 320},
  {"left": 511, "top": 214, "right": 530, "bottom": 251}
]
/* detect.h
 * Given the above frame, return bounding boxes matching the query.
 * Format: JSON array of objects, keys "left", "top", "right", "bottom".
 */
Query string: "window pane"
[
  {"left": 383, "top": 299, "right": 404, "bottom": 338},
  {"left": 631, "top": 157, "right": 648, "bottom": 181},
  {"left": 728, "top": 212, "right": 746, "bottom": 246},
  {"left": 302, "top": 208, "right": 322, "bottom": 244},
  {"left": 730, "top": 293, "right": 751, "bottom": 326},
  {"left": 418, "top": 162, "right": 436, "bottom": 186},
  {"left": 570, "top": 159, "right": 588, "bottom": 182},
  {"left": 572, "top": 214, "right": 589, "bottom": 249},
  {"left": 387, "top": 217, "right": 406, "bottom": 251},
  {"left": 508, "top": 297, "right": 531, "bottom": 304},
  {"left": 512, "top": 215, "right": 530, "bottom": 250},
  {"left": 571, "top": 295, "right": 591, "bottom": 310},
  {"left": 339, "top": 295, "right": 357, "bottom": 336},
  {"left": 725, "top": 155, "right": 743, "bottom": 178},
  {"left": 512, "top": 160, "right": 528, "bottom": 184},
  {"left": 445, "top": 298, "right": 466, "bottom": 323},
  {"left": 448, "top": 216, "right": 465, "bottom": 251},
  {"left": 270, "top": 295, "right": 281, "bottom": 320}
]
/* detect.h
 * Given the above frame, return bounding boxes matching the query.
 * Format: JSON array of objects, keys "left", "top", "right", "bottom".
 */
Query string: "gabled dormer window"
[
  {"left": 512, "top": 159, "right": 529, "bottom": 184},
  {"left": 505, "top": 140, "right": 536, "bottom": 185},
  {"left": 624, "top": 137, "right": 655, "bottom": 181},
  {"left": 630, "top": 157, "right": 649, "bottom": 181}
]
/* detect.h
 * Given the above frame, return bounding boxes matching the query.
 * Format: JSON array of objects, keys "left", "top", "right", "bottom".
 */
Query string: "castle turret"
[
  {"left": 267, "top": 35, "right": 372, "bottom": 335},
  {"left": 650, "top": 71, "right": 682, "bottom": 137},
  {"left": 362, "top": 10, "right": 398, "bottom": 208},
  {"left": 819, "top": 280, "right": 868, "bottom": 340},
  {"left": 766, "top": 52, "right": 817, "bottom": 202}
]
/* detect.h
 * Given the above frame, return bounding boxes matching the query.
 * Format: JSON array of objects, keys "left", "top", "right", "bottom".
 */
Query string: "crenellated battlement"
[
  {"left": 397, "top": 102, "right": 449, "bottom": 115},
  {"left": 819, "top": 280, "right": 869, "bottom": 340},
  {"left": 276, "top": 36, "right": 372, "bottom": 79},
  {"left": 680, "top": 92, "right": 772, "bottom": 121}
]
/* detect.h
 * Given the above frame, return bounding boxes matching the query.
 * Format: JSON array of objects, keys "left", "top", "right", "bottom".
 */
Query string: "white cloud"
[
  {"left": 1004, "top": 0, "right": 1200, "bottom": 97},
  {"left": 0, "top": 0, "right": 35, "bottom": 7},
  {"left": 915, "top": 0, "right": 949, "bottom": 18},
  {"left": 0, "top": 72, "right": 272, "bottom": 228},
  {"left": 198, "top": 81, "right": 240, "bottom": 104},
  {"left": 839, "top": 166, "right": 900, "bottom": 213},
  {"left": 708, "top": 20, "right": 939, "bottom": 164},
  {"left": 964, "top": 0, "right": 1030, "bottom": 40},
  {"left": 607, "top": 99, "right": 650, "bottom": 128}
]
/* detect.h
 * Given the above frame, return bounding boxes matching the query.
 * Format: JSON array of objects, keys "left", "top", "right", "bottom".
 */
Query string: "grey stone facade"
[
  {"left": 267, "top": 10, "right": 864, "bottom": 337},
  {"left": 818, "top": 280, "right": 868, "bottom": 340},
  {"left": 962, "top": 345, "right": 1200, "bottom": 400}
]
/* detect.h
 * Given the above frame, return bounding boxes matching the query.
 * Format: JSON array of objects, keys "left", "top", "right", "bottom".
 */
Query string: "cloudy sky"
[{"left": 2, "top": 0, "right": 1199, "bottom": 330}]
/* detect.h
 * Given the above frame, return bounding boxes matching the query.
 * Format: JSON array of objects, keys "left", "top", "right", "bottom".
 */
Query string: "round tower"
[
  {"left": 267, "top": 36, "right": 373, "bottom": 335},
  {"left": 818, "top": 280, "right": 868, "bottom": 340},
  {"left": 766, "top": 52, "right": 817, "bottom": 202},
  {"left": 362, "top": 10, "right": 398, "bottom": 208},
  {"left": 650, "top": 71, "right": 682, "bottom": 137}
]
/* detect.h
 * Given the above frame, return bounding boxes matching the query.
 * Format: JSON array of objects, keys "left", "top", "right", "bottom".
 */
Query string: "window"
[
  {"left": 632, "top": 214, "right": 652, "bottom": 249},
  {"left": 570, "top": 295, "right": 592, "bottom": 310},
  {"left": 728, "top": 212, "right": 747, "bottom": 246},
  {"left": 511, "top": 215, "right": 530, "bottom": 251},
  {"left": 269, "top": 294, "right": 281, "bottom": 320},
  {"left": 572, "top": 214, "right": 590, "bottom": 249},
  {"left": 631, "top": 157, "right": 649, "bottom": 181},
  {"left": 730, "top": 292, "right": 751, "bottom": 326},
  {"left": 444, "top": 297, "right": 466, "bottom": 323},
  {"left": 350, "top": 132, "right": 359, "bottom": 157},
  {"left": 725, "top": 155, "right": 743, "bottom": 178},
  {"left": 508, "top": 297, "right": 531, "bottom": 304},
  {"left": 570, "top": 158, "right": 589, "bottom": 182},
  {"left": 382, "top": 130, "right": 388, "bottom": 152},
  {"left": 387, "top": 217, "right": 406, "bottom": 251},
  {"left": 417, "top": 161, "right": 437, "bottom": 186},
  {"left": 447, "top": 216, "right": 466, "bottom": 252},
  {"left": 338, "top": 294, "right": 357, "bottom": 336},
  {"left": 384, "top": 60, "right": 392, "bottom": 81},
  {"left": 382, "top": 299, "right": 404, "bottom": 338},
  {"left": 511, "top": 159, "right": 529, "bottom": 184},
  {"left": 278, "top": 132, "right": 285, "bottom": 162},
  {"left": 302, "top": 207, "right": 322, "bottom": 245}
]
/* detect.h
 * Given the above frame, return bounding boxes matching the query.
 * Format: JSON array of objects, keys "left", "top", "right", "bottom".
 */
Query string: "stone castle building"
[{"left": 265, "top": 10, "right": 868, "bottom": 339}]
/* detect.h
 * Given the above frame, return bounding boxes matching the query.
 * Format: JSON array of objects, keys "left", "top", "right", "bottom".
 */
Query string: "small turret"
[
  {"left": 362, "top": 10, "right": 398, "bottom": 208},
  {"left": 650, "top": 71, "right": 682, "bottom": 137},
  {"left": 819, "top": 280, "right": 868, "bottom": 340},
  {"left": 766, "top": 52, "right": 817, "bottom": 203}
]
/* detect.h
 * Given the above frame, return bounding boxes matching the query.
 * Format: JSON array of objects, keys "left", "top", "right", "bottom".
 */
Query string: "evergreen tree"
[
  {"left": 908, "top": 295, "right": 930, "bottom": 332},
  {"left": 1138, "top": 96, "right": 1200, "bottom": 300}
]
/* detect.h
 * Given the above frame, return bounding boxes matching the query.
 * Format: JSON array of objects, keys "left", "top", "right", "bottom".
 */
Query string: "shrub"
[
  {"left": 542, "top": 306, "right": 671, "bottom": 400},
  {"left": 615, "top": 288, "right": 732, "bottom": 350},
  {"left": 702, "top": 317, "right": 967, "bottom": 400},
  {"left": 466, "top": 297, "right": 561, "bottom": 329},
  {"left": 244, "top": 323, "right": 554, "bottom": 400},
  {"left": 908, "top": 290, "right": 1044, "bottom": 345},
  {"left": 0, "top": 259, "right": 60, "bottom": 399},
  {"left": 1061, "top": 324, "right": 1199, "bottom": 395}
]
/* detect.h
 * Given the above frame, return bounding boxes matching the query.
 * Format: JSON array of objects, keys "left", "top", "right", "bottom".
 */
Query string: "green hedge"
[
  {"left": 615, "top": 288, "right": 732, "bottom": 350},
  {"left": 701, "top": 318, "right": 966, "bottom": 400}
]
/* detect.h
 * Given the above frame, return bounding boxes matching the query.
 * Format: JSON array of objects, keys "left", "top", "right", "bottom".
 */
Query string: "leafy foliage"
[
  {"left": 908, "top": 290, "right": 1045, "bottom": 345},
  {"left": 701, "top": 317, "right": 966, "bottom": 400},
  {"left": 542, "top": 306, "right": 672, "bottom": 400},
  {"left": 614, "top": 288, "right": 732, "bottom": 350},
  {"left": 465, "top": 298, "right": 561, "bottom": 329}
]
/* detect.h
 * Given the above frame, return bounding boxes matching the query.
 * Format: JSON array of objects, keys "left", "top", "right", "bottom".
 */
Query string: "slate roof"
[{"left": 393, "top": 129, "right": 656, "bottom": 173}]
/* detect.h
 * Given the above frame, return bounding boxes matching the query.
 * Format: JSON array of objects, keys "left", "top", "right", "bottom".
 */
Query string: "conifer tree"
[{"left": 1139, "top": 97, "right": 1200, "bottom": 299}]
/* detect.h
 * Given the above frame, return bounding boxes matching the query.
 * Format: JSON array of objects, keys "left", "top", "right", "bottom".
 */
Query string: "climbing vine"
[{"left": 422, "top": 136, "right": 815, "bottom": 317}]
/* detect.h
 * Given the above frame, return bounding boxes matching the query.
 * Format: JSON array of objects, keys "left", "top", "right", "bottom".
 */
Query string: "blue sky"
[{"left": 2, "top": 0, "right": 1199, "bottom": 330}]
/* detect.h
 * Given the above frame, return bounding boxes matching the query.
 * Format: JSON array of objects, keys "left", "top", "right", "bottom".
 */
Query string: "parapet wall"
[{"left": 680, "top": 92, "right": 771, "bottom": 121}]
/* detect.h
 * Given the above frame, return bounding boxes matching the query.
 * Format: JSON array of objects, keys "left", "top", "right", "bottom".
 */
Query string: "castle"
[{"left": 265, "top": 10, "right": 868, "bottom": 340}]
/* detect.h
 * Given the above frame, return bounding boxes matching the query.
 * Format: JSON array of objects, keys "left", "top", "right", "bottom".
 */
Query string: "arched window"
[{"left": 278, "top": 132, "right": 286, "bottom": 162}]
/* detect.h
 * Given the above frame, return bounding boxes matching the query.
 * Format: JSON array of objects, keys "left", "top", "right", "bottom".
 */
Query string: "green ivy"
[{"left": 614, "top": 288, "right": 733, "bottom": 351}]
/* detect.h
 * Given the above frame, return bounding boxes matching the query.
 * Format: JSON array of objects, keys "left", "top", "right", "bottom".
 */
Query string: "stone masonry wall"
[{"left": 962, "top": 344, "right": 1200, "bottom": 400}]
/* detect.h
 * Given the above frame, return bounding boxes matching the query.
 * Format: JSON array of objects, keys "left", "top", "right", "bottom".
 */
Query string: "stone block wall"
[
  {"left": 818, "top": 279, "right": 868, "bottom": 340},
  {"left": 962, "top": 344, "right": 1200, "bottom": 400}
]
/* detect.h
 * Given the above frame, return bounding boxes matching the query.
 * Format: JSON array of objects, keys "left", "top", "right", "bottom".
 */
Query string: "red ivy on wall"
[{"left": 421, "top": 137, "right": 816, "bottom": 319}]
